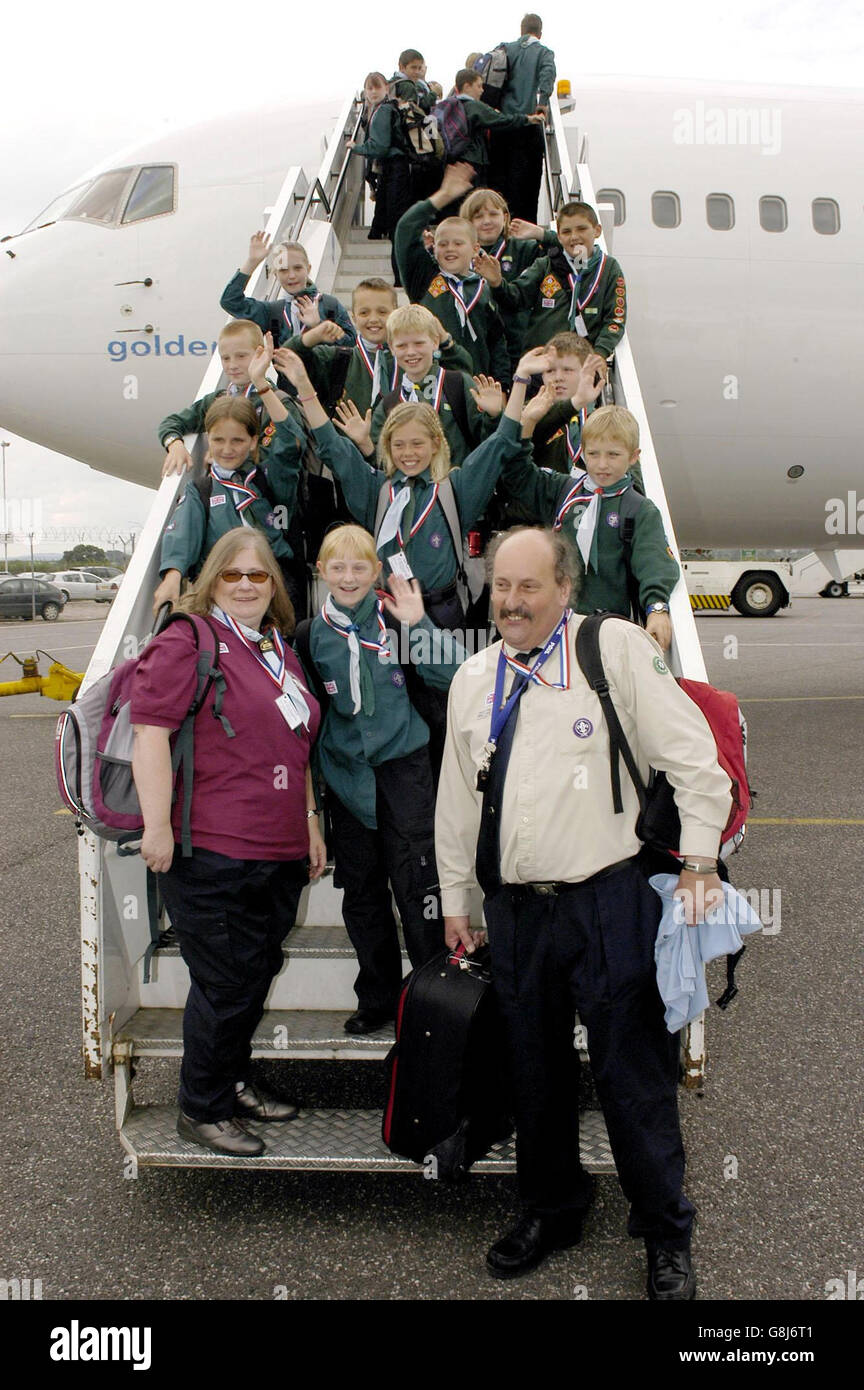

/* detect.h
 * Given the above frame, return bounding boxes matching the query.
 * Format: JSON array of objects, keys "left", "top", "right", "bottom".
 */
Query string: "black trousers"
[
  {"left": 159, "top": 848, "right": 308, "bottom": 1122},
  {"left": 484, "top": 859, "right": 695, "bottom": 1248},
  {"left": 488, "top": 124, "right": 545, "bottom": 224},
  {"left": 328, "top": 748, "right": 442, "bottom": 1012}
]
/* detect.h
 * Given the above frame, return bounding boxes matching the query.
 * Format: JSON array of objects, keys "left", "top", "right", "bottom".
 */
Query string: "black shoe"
[
  {"left": 234, "top": 1082, "right": 299, "bottom": 1122},
  {"left": 646, "top": 1246, "right": 696, "bottom": 1300},
  {"left": 344, "top": 1008, "right": 394, "bottom": 1035},
  {"left": 177, "top": 1112, "right": 265, "bottom": 1156},
  {"left": 486, "top": 1210, "right": 585, "bottom": 1280}
]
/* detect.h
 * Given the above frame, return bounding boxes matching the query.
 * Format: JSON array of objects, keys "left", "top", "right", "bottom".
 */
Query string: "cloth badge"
[
  {"left": 606, "top": 512, "right": 620, "bottom": 527},
  {"left": 219, "top": 642, "right": 230, "bottom": 654},
  {"left": 324, "top": 680, "right": 338, "bottom": 694},
  {"left": 540, "top": 274, "right": 561, "bottom": 297},
  {"left": 429, "top": 275, "right": 447, "bottom": 298},
  {"left": 391, "top": 669, "right": 406, "bottom": 687},
  {"left": 584, "top": 306, "right": 598, "bottom": 315},
  {"left": 428, "top": 531, "right": 444, "bottom": 548},
  {"left": 164, "top": 521, "right": 175, "bottom": 531},
  {"left": 541, "top": 297, "right": 556, "bottom": 308},
  {"left": 573, "top": 717, "right": 593, "bottom": 738},
  {"left": 209, "top": 494, "right": 226, "bottom": 507},
  {"left": 653, "top": 656, "right": 669, "bottom": 675},
  {"left": 485, "top": 691, "right": 495, "bottom": 705}
]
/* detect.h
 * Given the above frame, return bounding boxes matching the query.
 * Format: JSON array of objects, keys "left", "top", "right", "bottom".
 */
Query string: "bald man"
[{"left": 435, "top": 526, "right": 730, "bottom": 1297}]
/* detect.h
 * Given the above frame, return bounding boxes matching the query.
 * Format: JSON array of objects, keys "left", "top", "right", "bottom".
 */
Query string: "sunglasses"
[{"left": 218, "top": 568, "right": 272, "bottom": 585}]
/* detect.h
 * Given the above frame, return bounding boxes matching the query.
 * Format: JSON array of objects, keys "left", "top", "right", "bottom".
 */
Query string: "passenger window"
[
  {"left": 596, "top": 188, "right": 625, "bottom": 226},
  {"left": 759, "top": 196, "right": 787, "bottom": 232},
  {"left": 651, "top": 192, "right": 680, "bottom": 228},
  {"left": 812, "top": 198, "right": 840, "bottom": 235},
  {"left": 122, "top": 166, "right": 176, "bottom": 224},
  {"left": 706, "top": 193, "right": 734, "bottom": 230},
  {"left": 64, "top": 170, "right": 134, "bottom": 226}
]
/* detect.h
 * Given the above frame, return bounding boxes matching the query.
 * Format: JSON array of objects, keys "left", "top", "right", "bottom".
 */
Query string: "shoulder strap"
[
  {"left": 574, "top": 612, "right": 648, "bottom": 816},
  {"left": 380, "top": 387, "right": 400, "bottom": 416},
  {"left": 374, "top": 478, "right": 392, "bottom": 542},
  {"left": 614, "top": 486, "right": 646, "bottom": 623},
  {"left": 326, "top": 348, "right": 353, "bottom": 414},
  {"left": 192, "top": 473, "right": 211, "bottom": 511},
  {"left": 436, "top": 478, "right": 467, "bottom": 583},
  {"left": 293, "top": 617, "right": 330, "bottom": 717},
  {"left": 440, "top": 371, "right": 471, "bottom": 447}
]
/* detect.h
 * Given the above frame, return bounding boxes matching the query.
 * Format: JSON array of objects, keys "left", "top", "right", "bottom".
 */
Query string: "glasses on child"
[{"left": 218, "top": 568, "right": 271, "bottom": 585}]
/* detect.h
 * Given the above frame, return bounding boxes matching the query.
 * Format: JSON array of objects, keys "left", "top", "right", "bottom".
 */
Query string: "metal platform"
[
  {"left": 119, "top": 1105, "right": 615, "bottom": 1173},
  {"left": 114, "top": 1008, "right": 395, "bottom": 1061}
]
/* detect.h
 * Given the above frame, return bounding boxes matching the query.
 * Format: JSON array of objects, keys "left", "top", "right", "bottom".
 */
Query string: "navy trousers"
[
  {"left": 484, "top": 859, "right": 695, "bottom": 1248},
  {"left": 328, "top": 748, "right": 442, "bottom": 1012},
  {"left": 159, "top": 848, "right": 307, "bottom": 1122}
]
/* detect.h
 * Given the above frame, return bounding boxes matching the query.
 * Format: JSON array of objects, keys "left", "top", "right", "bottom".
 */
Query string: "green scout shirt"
[
  {"left": 304, "top": 597, "right": 463, "bottom": 828},
  {"left": 159, "top": 416, "right": 302, "bottom": 577},
  {"left": 480, "top": 232, "right": 552, "bottom": 373},
  {"left": 351, "top": 102, "right": 402, "bottom": 161},
  {"left": 494, "top": 246, "right": 627, "bottom": 358},
  {"left": 311, "top": 413, "right": 528, "bottom": 591},
  {"left": 282, "top": 334, "right": 474, "bottom": 418},
  {"left": 455, "top": 96, "right": 529, "bottom": 169},
  {"left": 395, "top": 199, "right": 511, "bottom": 383},
  {"left": 498, "top": 456, "right": 679, "bottom": 614},
  {"left": 370, "top": 369, "right": 495, "bottom": 465},
  {"left": 500, "top": 36, "right": 556, "bottom": 114},
  {"left": 219, "top": 271, "right": 355, "bottom": 346},
  {"left": 158, "top": 384, "right": 291, "bottom": 448}
]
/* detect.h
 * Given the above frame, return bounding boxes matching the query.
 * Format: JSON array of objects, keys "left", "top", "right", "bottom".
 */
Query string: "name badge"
[
  {"left": 389, "top": 552, "right": 414, "bottom": 580},
  {"left": 573, "top": 313, "right": 588, "bottom": 334},
  {"left": 541, "top": 297, "right": 556, "bottom": 308},
  {"left": 275, "top": 692, "right": 303, "bottom": 729},
  {"left": 209, "top": 494, "right": 227, "bottom": 507}
]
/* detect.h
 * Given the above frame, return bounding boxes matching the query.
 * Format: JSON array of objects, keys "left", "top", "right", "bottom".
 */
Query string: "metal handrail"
[{"left": 290, "top": 94, "right": 364, "bottom": 242}]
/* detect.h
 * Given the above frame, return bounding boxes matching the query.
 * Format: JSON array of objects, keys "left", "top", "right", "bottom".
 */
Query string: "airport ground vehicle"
[
  {"left": 73, "top": 91, "right": 720, "bottom": 1176},
  {"left": 0, "top": 576, "right": 66, "bottom": 621}
]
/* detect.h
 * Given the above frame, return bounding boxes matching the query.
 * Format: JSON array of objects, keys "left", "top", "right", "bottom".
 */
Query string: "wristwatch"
[
  {"left": 646, "top": 602, "right": 670, "bottom": 614},
  {"left": 163, "top": 436, "right": 181, "bottom": 449}
]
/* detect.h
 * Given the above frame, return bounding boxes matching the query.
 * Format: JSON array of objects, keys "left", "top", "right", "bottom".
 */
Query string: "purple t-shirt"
[{"left": 130, "top": 617, "right": 320, "bottom": 861}]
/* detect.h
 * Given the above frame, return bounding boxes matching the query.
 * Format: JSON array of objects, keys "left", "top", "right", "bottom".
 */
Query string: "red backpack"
[{"left": 575, "top": 613, "right": 751, "bottom": 853}]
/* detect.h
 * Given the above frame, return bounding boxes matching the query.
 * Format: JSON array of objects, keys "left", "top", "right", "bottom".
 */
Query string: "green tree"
[{"left": 62, "top": 544, "right": 108, "bottom": 566}]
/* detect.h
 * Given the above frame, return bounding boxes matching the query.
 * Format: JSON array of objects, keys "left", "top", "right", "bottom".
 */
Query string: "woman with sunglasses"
[{"left": 131, "top": 529, "right": 324, "bottom": 1157}]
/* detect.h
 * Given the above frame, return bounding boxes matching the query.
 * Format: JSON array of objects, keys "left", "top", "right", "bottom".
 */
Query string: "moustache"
[{"left": 500, "top": 609, "right": 531, "bottom": 621}]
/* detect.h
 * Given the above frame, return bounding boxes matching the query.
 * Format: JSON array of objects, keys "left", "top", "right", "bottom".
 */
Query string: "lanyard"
[
  {"left": 282, "top": 292, "right": 321, "bottom": 333},
  {"left": 218, "top": 611, "right": 288, "bottom": 691},
  {"left": 320, "top": 597, "right": 390, "bottom": 654},
  {"left": 401, "top": 367, "right": 445, "bottom": 412},
  {"left": 567, "top": 251, "right": 606, "bottom": 310},
  {"left": 209, "top": 467, "right": 258, "bottom": 514},
  {"left": 488, "top": 610, "right": 571, "bottom": 747},
  {"left": 490, "top": 237, "right": 507, "bottom": 261},
  {"left": 553, "top": 477, "right": 628, "bottom": 530},
  {"left": 565, "top": 409, "right": 587, "bottom": 467},
  {"left": 389, "top": 479, "right": 439, "bottom": 546}
]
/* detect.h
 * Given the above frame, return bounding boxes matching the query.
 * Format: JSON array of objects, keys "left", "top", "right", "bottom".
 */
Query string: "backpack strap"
[
  {"left": 374, "top": 478, "right": 392, "bottom": 544},
  {"left": 574, "top": 612, "right": 648, "bottom": 816},
  {"left": 440, "top": 371, "right": 472, "bottom": 448},
  {"left": 293, "top": 617, "right": 330, "bottom": 717},
  {"left": 616, "top": 486, "right": 646, "bottom": 624}
]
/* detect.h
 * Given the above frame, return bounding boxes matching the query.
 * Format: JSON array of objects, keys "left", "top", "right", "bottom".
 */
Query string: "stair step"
[
  {"left": 115, "top": 1008, "right": 394, "bottom": 1060},
  {"left": 119, "top": 1104, "right": 615, "bottom": 1172}
]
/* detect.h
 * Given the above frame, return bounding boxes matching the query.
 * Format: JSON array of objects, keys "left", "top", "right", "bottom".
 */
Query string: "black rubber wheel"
[
  {"left": 42, "top": 602, "right": 60, "bottom": 622},
  {"left": 825, "top": 581, "right": 847, "bottom": 598},
  {"left": 731, "top": 572, "right": 785, "bottom": 617}
]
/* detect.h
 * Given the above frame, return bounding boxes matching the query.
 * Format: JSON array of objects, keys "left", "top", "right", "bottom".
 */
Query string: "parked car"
[
  {"left": 86, "top": 566, "right": 124, "bottom": 580},
  {"left": 50, "top": 570, "right": 115, "bottom": 602},
  {"left": 0, "top": 577, "right": 67, "bottom": 622}
]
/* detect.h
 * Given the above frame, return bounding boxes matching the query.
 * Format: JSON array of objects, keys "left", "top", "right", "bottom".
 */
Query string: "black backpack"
[{"left": 478, "top": 43, "right": 510, "bottom": 109}]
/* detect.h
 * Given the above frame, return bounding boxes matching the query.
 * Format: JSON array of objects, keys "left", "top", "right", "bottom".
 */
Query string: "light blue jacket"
[{"left": 649, "top": 874, "right": 763, "bottom": 1033}]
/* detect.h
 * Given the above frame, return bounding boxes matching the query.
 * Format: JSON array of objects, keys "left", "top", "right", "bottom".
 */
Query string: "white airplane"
[{"left": 1, "top": 75, "right": 862, "bottom": 562}]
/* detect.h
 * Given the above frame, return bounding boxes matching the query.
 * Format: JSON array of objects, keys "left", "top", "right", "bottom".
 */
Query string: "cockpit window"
[
  {"left": 23, "top": 182, "right": 91, "bottom": 232},
  {"left": 121, "top": 166, "right": 176, "bottom": 224},
  {"left": 64, "top": 169, "right": 136, "bottom": 225}
]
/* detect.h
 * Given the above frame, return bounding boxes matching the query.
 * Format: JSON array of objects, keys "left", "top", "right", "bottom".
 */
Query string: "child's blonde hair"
[
  {"left": 204, "top": 397, "right": 261, "bottom": 462},
  {"left": 270, "top": 239, "right": 311, "bottom": 270},
  {"left": 218, "top": 319, "right": 264, "bottom": 350},
  {"left": 385, "top": 303, "right": 442, "bottom": 346},
  {"left": 317, "top": 524, "right": 379, "bottom": 568},
  {"left": 433, "top": 216, "right": 476, "bottom": 244},
  {"left": 546, "top": 331, "right": 592, "bottom": 360},
  {"left": 460, "top": 187, "right": 510, "bottom": 236},
  {"left": 581, "top": 405, "right": 639, "bottom": 454},
  {"left": 378, "top": 403, "right": 451, "bottom": 482}
]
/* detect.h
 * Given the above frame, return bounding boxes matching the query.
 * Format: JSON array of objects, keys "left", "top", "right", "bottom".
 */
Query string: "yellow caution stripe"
[{"left": 689, "top": 594, "right": 732, "bottom": 610}]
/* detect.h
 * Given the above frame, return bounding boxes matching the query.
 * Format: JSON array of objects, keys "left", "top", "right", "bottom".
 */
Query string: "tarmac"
[{"left": 0, "top": 597, "right": 861, "bottom": 1304}]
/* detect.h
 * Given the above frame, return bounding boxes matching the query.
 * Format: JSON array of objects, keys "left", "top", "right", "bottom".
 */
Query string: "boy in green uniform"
[
  {"left": 519, "top": 332, "right": 602, "bottom": 475},
  {"left": 220, "top": 231, "right": 355, "bottom": 353},
  {"left": 476, "top": 201, "right": 626, "bottom": 368},
  {"left": 394, "top": 163, "right": 511, "bottom": 385},
  {"left": 333, "top": 305, "right": 501, "bottom": 467},
  {"left": 460, "top": 187, "right": 552, "bottom": 374},
  {"left": 298, "top": 526, "right": 463, "bottom": 1034},
  {"left": 438, "top": 69, "right": 544, "bottom": 180},
  {"left": 154, "top": 395, "right": 303, "bottom": 617},
  {"left": 501, "top": 390, "right": 678, "bottom": 648},
  {"left": 389, "top": 50, "right": 435, "bottom": 111}
]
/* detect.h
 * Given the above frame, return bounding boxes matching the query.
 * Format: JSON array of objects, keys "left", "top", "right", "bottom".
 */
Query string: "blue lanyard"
[{"left": 488, "top": 611, "right": 570, "bottom": 747}]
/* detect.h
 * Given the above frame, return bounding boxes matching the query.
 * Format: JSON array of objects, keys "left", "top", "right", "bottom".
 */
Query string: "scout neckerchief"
[
  {"left": 282, "top": 287, "right": 322, "bottom": 339},
  {"left": 442, "top": 272, "right": 484, "bottom": 341},
  {"left": 553, "top": 473, "right": 632, "bottom": 572},
  {"left": 211, "top": 606, "right": 312, "bottom": 730},
  {"left": 321, "top": 589, "right": 390, "bottom": 714},
  {"left": 376, "top": 476, "right": 439, "bottom": 551},
  {"left": 400, "top": 366, "right": 445, "bottom": 410},
  {"left": 226, "top": 381, "right": 258, "bottom": 400},
  {"left": 209, "top": 465, "right": 258, "bottom": 515},
  {"left": 565, "top": 247, "right": 606, "bottom": 334},
  {"left": 357, "top": 338, "right": 398, "bottom": 405},
  {"left": 565, "top": 408, "right": 587, "bottom": 471},
  {"left": 476, "top": 610, "right": 572, "bottom": 789}
]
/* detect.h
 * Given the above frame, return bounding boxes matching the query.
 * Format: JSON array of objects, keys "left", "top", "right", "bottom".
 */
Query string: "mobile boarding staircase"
[{"left": 77, "top": 91, "right": 711, "bottom": 1174}]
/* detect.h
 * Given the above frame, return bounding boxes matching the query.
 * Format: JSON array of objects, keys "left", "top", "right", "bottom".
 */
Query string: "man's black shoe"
[
  {"left": 486, "top": 1211, "right": 585, "bottom": 1280},
  {"left": 646, "top": 1246, "right": 696, "bottom": 1300},
  {"left": 344, "top": 1008, "right": 394, "bottom": 1035},
  {"left": 177, "top": 1113, "right": 265, "bottom": 1156},
  {"left": 234, "top": 1082, "right": 299, "bottom": 1122}
]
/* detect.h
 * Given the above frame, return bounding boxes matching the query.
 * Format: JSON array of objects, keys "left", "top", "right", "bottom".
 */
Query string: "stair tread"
[{"left": 115, "top": 1007, "right": 395, "bottom": 1056}]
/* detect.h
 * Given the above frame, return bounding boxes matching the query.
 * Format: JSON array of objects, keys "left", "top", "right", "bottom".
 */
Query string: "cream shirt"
[{"left": 436, "top": 612, "right": 732, "bottom": 916}]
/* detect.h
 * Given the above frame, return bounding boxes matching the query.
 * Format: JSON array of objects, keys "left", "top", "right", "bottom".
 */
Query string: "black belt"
[
  {"left": 508, "top": 857, "right": 637, "bottom": 897},
  {"left": 422, "top": 581, "right": 458, "bottom": 605}
]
